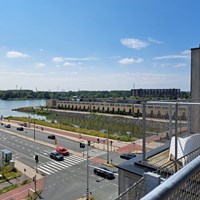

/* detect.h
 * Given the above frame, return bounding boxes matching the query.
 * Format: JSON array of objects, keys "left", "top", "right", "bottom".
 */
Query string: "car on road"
[
  {"left": 93, "top": 167, "right": 115, "bottom": 179},
  {"left": 50, "top": 151, "right": 64, "bottom": 161},
  {"left": 4, "top": 124, "right": 11, "bottom": 128},
  {"left": 16, "top": 127, "right": 24, "bottom": 131},
  {"left": 56, "top": 146, "right": 69, "bottom": 156},
  {"left": 120, "top": 153, "right": 136, "bottom": 160},
  {"left": 47, "top": 134, "right": 56, "bottom": 140}
]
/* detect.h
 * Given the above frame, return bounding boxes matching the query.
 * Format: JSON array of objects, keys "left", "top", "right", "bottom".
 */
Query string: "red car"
[{"left": 56, "top": 146, "right": 69, "bottom": 156}]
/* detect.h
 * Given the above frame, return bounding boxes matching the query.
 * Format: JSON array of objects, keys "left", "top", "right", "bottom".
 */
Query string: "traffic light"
[
  {"left": 80, "top": 143, "right": 85, "bottom": 148},
  {"left": 35, "top": 155, "right": 39, "bottom": 163},
  {"left": 88, "top": 140, "right": 91, "bottom": 146}
]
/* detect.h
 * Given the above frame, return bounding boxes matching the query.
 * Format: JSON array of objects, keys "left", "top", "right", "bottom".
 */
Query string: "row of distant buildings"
[
  {"left": 131, "top": 88, "right": 181, "bottom": 99},
  {"left": 47, "top": 98, "right": 188, "bottom": 120}
]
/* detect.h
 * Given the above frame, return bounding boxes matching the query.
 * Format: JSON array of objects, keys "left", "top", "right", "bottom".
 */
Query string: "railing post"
[
  {"left": 175, "top": 103, "right": 178, "bottom": 172},
  {"left": 144, "top": 172, "right": 161, "bottom": 193},
  {"left": 169, "top": 105, "right": 172, "bottom": 139},
  {"left": 142, "top": 101, "right": 146, "bottom": 161}
]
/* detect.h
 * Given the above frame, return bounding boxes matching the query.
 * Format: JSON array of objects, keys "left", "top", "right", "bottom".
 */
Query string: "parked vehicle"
[
  {"left": 120, "top": 153, "right": 136, "bottom": 160},
  {"left": 56, "top": 146, "right": 69, "bottom": 156},
  {"left": 47, "top": 134, "right": 56, "bottom": 140},
  {"left": 93, "top": 167, "right": 115, "bottom": 179},
  {"left": 4, "top": 124, "right": 11, "bottom": 128},
  {"left": 16, "top": 127, "right": 24, "bottom": 131},
  {"left": 50, "top": 151, "right": 64, "bottom": 161}
]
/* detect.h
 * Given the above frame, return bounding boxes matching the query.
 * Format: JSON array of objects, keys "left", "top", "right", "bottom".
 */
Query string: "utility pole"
[
  {"left": 33, "top": 175, "right": 37, "bottom": 193},
  {"left": 33, "top": 110, "right": 36, "bottom": 141},
  {"left": 86, "top": 141, "right": 90, "bottom": 200},
  {"left": 142, "top": 101, "right": 146, "bottom": 161},
  {"left": 107, "top": 123, "right": 109, "bottom": 164}
]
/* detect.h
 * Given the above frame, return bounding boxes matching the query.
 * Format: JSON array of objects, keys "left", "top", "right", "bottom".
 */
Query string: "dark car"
[
  {"left": 50, "top": 151, "right": 64, "bottom": 161},
  {"left": 93, "top": 167, "right": 115, "bottom": 179},
  {"left": 120, "top": 153, "right": 136, "bottom": 160},
  {"left": 48, "top": 134, "right": 56, "bottom": 140},
  {"left": 16, "top": 127, "right": 24, "bottom": 131},
  {"left": 4, "top": 124, "right": 11, "bottom": 128}
]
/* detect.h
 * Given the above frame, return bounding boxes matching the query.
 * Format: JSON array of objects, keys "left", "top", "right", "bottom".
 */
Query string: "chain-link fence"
[{"left": 141, "top": 155, "right": 200, "bottom": 200}]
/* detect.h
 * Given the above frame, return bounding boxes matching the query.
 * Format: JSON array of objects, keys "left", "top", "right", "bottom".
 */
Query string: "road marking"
[
  {"left": 37, "top": 167, "right": 51, "bottom": 175},
  {"left": 63, "top": 158, "right": 82, "bottom": 164},
  {"left": 38, "top": 165, "right": 55, "bottom": 173},
  {"left": 49, "top": 162, "right": 68, "bottom": 169},
  {"left": 57, "top": 161, "right": 73, "bottom": 167},
  {"left": 41, "top": 164, "right": 58, "bottom": 172},
  {"left": 37, "top": 155, "right": 86, "bottom": 175},
  {"left": 46, "top": 163, "right": 63, "bottom": 170}
]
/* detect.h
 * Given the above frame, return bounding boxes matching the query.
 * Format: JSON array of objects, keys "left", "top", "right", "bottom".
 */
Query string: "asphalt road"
[{"left": 0, "top": 126, "right": 120, "bottom": 200}]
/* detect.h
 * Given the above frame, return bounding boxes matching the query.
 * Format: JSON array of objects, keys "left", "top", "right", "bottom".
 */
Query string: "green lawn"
[{"left": 0, "top": 165, "right": 31, "bottom": 194}]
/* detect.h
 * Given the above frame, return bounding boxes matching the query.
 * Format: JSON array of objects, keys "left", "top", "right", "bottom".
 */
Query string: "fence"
[
  {"left": 141, "top": 155, "right": 200, "bottom": 200},
  {"left": 115, "top": 101, "right": 200, "bottom": 200}
]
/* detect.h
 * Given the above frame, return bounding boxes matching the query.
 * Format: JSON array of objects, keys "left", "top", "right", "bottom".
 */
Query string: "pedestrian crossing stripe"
[
  {"left": 46, "top": 163, "right": 63, "bottom": 170},
  {"left": 38, "top": 166, "right": 55, "bottom": 174},
  {"left": 37, "top": 168, "right": 51, "bottom": 175},
  {"left": 55, "top": 161, "right": 73, "bottom": 168},
  {"left": 49, "top": 162, "right": 69, "bottom": 169},
  {"left": 60, "top": 160, "right": 76, "bottom": 166},
  {"left": 37, "top": 154, "right": 86, "bottom": 175},
  {"left": 62, "top": 157, "right": 83, "bottom": 164},
  {"left": 42, "top": 165, "right": 58, "bottom": 172}
]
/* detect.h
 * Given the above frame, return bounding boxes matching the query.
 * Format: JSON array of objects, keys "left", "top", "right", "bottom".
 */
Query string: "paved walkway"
[{"left": 0, "top": 160, "right": 44, "bottom": 200}]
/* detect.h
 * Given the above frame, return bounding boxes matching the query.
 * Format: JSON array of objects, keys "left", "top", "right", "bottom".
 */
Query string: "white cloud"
[
  {"left": 181, "top": 50, "right": 190, "bottom": 55},
  {"left": 63, "top": 62, "right": 76, "bottom": 67},
  {"left": 34, "top": 63, "right": 46, "bottom": 68},
  {"left": 52, "top": 57, "right": 65, "bottom": 63},
  {"left": 174, "top": 63, "right": 187, "bottom": 68},
  {"left": 148, "top": 37, "right": 163, "bottom": 44},
  {"left": 154, "top": 55, "right": 189, "bottom": 60},
  {"left": 118, "top": 58, "right": 143, "bottom": 65},
  {"left": 121, "top": 38, "right": 149, "bottom": 49},
  {"left": 64, "top": 57, "right": 97, "bottom": 61},
  {"left": 6, "top": 51, "right": 29, "bottom": 58},
  {"left": 154, "top": 49, "right": 191, "bottom": 60},
  {"left": 52, "top": 56, "right": 97, "bottom": 64}
]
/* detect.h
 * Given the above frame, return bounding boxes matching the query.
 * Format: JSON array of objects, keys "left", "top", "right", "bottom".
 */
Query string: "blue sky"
[{"left": 0, "top": 0, "right": 199, "bottom": 92}]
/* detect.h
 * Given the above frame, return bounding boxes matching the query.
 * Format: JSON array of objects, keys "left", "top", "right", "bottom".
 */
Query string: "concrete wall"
[
  {"left": 191, "top": 47, "right": 200, "bottom": 133},
  {"left": 118, "top": 169, "right": 141, "bottom": 198}
]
